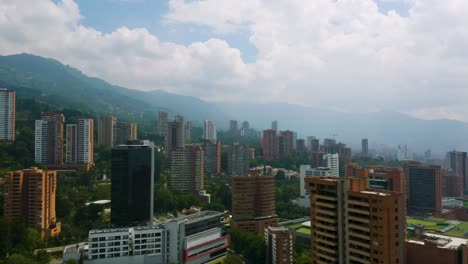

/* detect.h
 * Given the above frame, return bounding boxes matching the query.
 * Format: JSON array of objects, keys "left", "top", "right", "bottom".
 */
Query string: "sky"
[{"left": 1, "top": 0, "right": 468, "bottom": 122}]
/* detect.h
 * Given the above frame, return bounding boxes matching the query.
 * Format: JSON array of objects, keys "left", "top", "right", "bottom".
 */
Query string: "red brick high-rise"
[
  {"left": 3, "top": 168, "right": 61, "bottom": 238},
  {"left": 305, "top": 176, "right": 405, "bottom": 264},
  {"left": 262, "top": 129, "right": 279, "bottom": 160},
  {"left": 346, "top": 164, "right": 406, "bottom": 194},
  {"left": 231, "top": 174, "right": 278, "bottom": 233},
  {"left": 35, "top": 112, "right": 65, "bottom": 165},
  {"left": 279, "top": 130, "right": 294, "bottom": 157},
  {"left": 442, "top": 172, "right": 463, "bottom": 198}
]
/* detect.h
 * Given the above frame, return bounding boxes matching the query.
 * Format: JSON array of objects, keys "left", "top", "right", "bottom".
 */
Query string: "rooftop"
[
  {"left": 172, "top": 210, "right": 223, "bottom": 224},
  {"left": 407, "top": 232, "right": 468, "bottom": 250},
  {"left": 360, "top": 190, "right": 390, "bottom": 196}
]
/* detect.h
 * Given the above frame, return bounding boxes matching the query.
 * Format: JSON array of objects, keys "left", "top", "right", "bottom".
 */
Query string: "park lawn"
[
  {"left": 445, "top": 221, "right": 468, "bottom": 237},
  {"left": 429, "top": 217, "right": 448, "bottom": 224},
  {"left": 406, "top": 218, "right": 443, "bottom": 231},
  {"left": 288, "top": 223, "right": 304, "bottom": 229},
  {"left": 297, "top": 227, "right": 311, "bottom": 235}
]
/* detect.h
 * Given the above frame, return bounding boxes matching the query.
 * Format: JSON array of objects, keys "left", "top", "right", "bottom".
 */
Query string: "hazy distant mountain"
[
  {"left": 0, "top": 53, "right": 229, "bottom": 124},
  {"left": 220, "top": 103, "right": 468, "bottom": 155},
  {"left": 0, "top": 53, "right": 466, "bottom": 155}
]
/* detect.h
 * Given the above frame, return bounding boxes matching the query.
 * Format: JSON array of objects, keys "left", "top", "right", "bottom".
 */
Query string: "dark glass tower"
[{"left": 111, "top": 140, "right": 155, "bottom": 226}]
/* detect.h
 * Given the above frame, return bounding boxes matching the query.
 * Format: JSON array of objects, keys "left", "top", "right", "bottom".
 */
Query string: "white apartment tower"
[
  {"left": 324, "top": 153, "right": 339, "bottom": 176},
  {"left": 34, "top": 119, "right": 48, "bottom": 163},
  {"left": 170, "top": 145, "right": 204, "bottom": 194},
  {"left": 66, "top": 118, "right": 94, "bottom": 165},
  {"left": 272, "top": 120, "right": 278, "bottom": 132},
  {"left": 66, "top": 124, "right": 78, "bottom": 163},
  {"left": 157, "top": 110, "right": 168, "bottom": 137},
  {"left": 203, "top": 120, "right": 217, "bottom": 141},
  {"left": 0, "top": 89, "right": 16, "bottom": 142}
]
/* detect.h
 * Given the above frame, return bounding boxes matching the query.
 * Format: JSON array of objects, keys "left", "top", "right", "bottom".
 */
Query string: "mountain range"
[{"left": 0, "top": 53, "right": 466, "bottom": 156}]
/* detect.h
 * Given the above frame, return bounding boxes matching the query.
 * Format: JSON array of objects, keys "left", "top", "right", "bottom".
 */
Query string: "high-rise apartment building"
[
  {"left": 227, "top": 143, "right": 251, "bottom": 176},
  {"left": 203, "top": 140, "right": 221, "bottom": 177},
  {"left": 262, "top": 129, "right": 279, "bottom": 160},
  {"left": 242, "top": 120, "right": 250, "bottom": 130},
  {"left": 308, "top": 136, "right": 319, "bottom": 152},
  {"left": 230, "top": 120, "right": 238, "bottom": 133},
  {"left": 115, "top": 122, "right": 137, "bottom": 146},
  {"left": 98, "top": 115, "right": 116, "bottom": 146},
  {"left": 157, "top": 110, "right": 168, "bottom": 137},
  {"left": 169, "top": 145, "right": 204, "bottom": 194},
  {"left": 362, "top": 138, "right": 369, "bottom": 157},
  {"left": 279, "top": 130, "right": 294, "bottom": 157},
  {"left": 323, "top": 153, "right": 339, "bottom": 176},
  {"left": 442, "top": 172, "right": 464, "bottom": 198},
  {"left": 111, "top": 141, "right": 155, "bottom": 227},
  {"left": 35, "top": 112, "right": 65, "bottom": 165},
  {"left": 323, "top": 138, "right": 337, "bottom": 153},
  {"left": 346, "top": 190, "right": 405, "bottom": 263},
  {"left": 77, "top": 119, "right": 94, "bottom": 164},
  {"left": 66, "top": 124, "right": 78, "bottom": 164},
  {"left": 3, "top": 168, "right": 61, "bottom": 237},
  {"left": 265, "top": 226, "right": 293, "bottom": 264},
  {"left": 203, "top": 120, "right": 217, "bottom": 141},
  {"left": 445, "top": 150, "right": 468, "bottom": 191},
  {"left": 346, "top": 164, "right": 406, "bottom": 194},
  {"left": 185, "top": 121, "right": 192, "bottom": 143},
  {"left": 305, "top": 176, "right": 405, "bottom": 264},
  {"left": 231, "top": 174, "right": 279, "bottom": 233},
  {"left": 0, "top": 89, "right": 15, "bottom": 142},
  {"left": 299, "top": 165, "right": 333, "bottom": 199},
  {"left": 397, "top": 144, "right": 413, "bottom": 161},
  {"left": 297, "top": 165, "right": 334, "bottom": 207},
  {"left": 311, "top": 151, "right": 325, "bottom": 168},
  {"left": 66, "top": 118, "right": 94, "bottom": 166},
  {"left": 405, "top": 162, "right": 442, "bottom": 212},
  {"left": 175, "top": 114, "right": 184, "bottom": 123},
  {"left": 272, "top": 120, "right": 278, "bottom": 132},
  {"left": 165, "top": 120, "right": 185, "bottom": 158},
  {"left": 296, "top": 139, "right": 306, "bottom": 153}
]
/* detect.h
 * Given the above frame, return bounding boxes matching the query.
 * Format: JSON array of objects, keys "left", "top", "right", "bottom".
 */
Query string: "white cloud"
[{"left": 1, "top": 0, "right": 468, "bottom": 121}]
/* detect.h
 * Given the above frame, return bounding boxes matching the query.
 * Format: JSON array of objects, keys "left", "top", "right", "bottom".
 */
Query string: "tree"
[
  {"left": 5, "top": 254, "right": 37, "bottom": 264},
  {"left": 229, "top": 228, "right": 266, "bottom": 263},
  {"left": 35, "top": 250, "right": 51, "bottom": 264}
]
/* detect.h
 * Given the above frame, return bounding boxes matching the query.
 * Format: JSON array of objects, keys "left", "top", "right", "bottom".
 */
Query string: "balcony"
[
  {"left": 349, "top": 247, "right": 370, "bottom": 258},
  {"left": 348, "top": 200, "right": 369, "bottom": 207},
  {"left": 315, "top": 230, "right": 337, "bottom": 239},
  {"left": 316, "top": 223, "right": 337, "bottom": 232},
  {"left": 316, "top": 252, "right": 337, "bottom": 263},
  {"left": 348, "top": 240, "right": 371, "bottom": 249},
  {"left": 315, "top": 201, "right": 336, "bottom": 209},
  {"left": 316, "top": 244, "right": 337, "bottom": 255},
  {"left": 348, "top": 255, "right": 371, "bottom": 264},
  {"left": 315, "top": 209, "right": 337, "bottom": 216},
  {"left": 348, "top": 216, "right": 369, "bottom": 224},
  {"left": 348, "top": 223, "right": 370, "bottom": 232},
  {"left": 348, "top": 231, "right": 370, "bottom": 241},
  {"left": 315, "top": 194, "right": 337, "bottom": 201},
  {"left": 348, "top": 208, "right": 370, "bottom": 215},
  {"left": 316, "top": 216, "right": 337, "bottom": 224}
]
